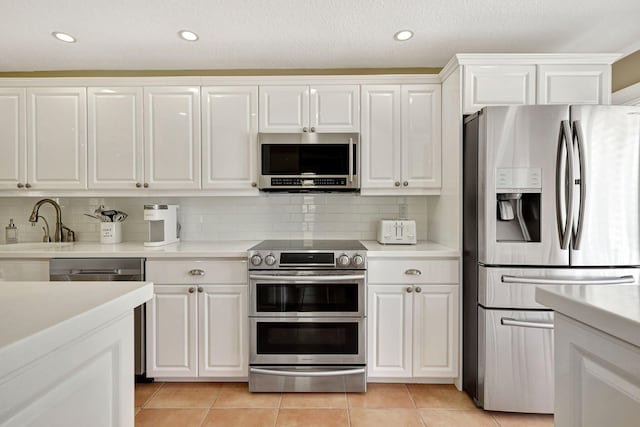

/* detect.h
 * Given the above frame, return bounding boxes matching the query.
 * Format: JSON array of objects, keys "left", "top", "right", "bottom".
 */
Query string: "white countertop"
[
  {"left": 0, "top": 240, "right": 459, "bottom": 259},
  {"left": 0, "top": 281, "right": 153, "bottom": 378},
  {"left": 536, "top": 284, "right": 640, "bottom": 348}
]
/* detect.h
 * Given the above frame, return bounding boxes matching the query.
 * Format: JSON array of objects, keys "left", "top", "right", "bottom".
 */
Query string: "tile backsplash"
[{"left": 0, "top": 194, "right": 428, "bottom": 243}]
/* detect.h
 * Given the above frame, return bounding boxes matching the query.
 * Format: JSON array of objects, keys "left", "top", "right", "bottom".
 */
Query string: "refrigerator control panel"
[{"left": 496, "top": 168, "right": 541, "bottom": 190}]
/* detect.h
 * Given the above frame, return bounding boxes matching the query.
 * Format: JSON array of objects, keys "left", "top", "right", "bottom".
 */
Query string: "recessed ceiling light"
[
  {"left": 52, "top": 32, "right": 76, "bottom": 43},
  {"left": 394, "top": 30, "right": 414, "bottom": 41},
  {"left": 178, "top": 30, "right": 199, "bottom": 41}
]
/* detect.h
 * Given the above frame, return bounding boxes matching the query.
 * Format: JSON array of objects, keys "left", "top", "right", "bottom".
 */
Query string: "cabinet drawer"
[
  {"left": 147, "top": 259, "right": 247, "bottom": 284},
  {"left": 368, "top": 259, "right": 458, "bottom": 284}
]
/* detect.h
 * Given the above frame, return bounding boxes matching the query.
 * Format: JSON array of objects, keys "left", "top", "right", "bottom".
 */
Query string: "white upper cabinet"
[
  {"left": 463, "top": 65, "right": 536, "bottom": 114},
  {"left": 537, "top": 64, "right": 611, "bottom": 105},
  {"left": 361, "top": 84, "right": 441, "bottom": 195},
  {"left": 202, "top": 86, "right": 258, "bottom": 193},
  {"left": 0, "top": 88, "right": 26, "bottom": 190},
  {"left": 88, "top": 87, "right": 144, "bottom": 189},
  {"left": 26, "top": 87, "right": 87, "bottom": 190},
  {"left": 144, "top": 87, "right": 201, "bottom": 190},
  {"left": 259, "top": 85, "right": 359, "bottom": 133}
]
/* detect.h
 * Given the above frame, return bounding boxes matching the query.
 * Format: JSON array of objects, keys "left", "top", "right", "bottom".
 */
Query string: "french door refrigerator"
[{"left": 463, "top": 105, "right": 640, "bottom": 413}]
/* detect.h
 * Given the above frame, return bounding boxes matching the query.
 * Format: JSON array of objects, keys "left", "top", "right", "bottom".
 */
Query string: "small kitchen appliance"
[
  {"left": 248, "top": 240, "right": 367, "bottom": 392},
  {"left": 377, "top": 219, "right": 417, "bottom": 244},
  {"left": 143, "top": 204, "right": 179, "bottom": 247}
]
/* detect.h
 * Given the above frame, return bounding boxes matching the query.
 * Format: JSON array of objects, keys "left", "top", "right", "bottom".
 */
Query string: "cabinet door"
[
  {"left": 198, "top": 285, "right": 248, "bottom": 377},
  {"left": 310, "top": 85, "right": 360, "bottom": 132},
  {"left": 413, "top": 285, "right": 459, "bottom": 378},
  {"left": 259, "top": 85, "right": 309, "bottom": 132},
  {"left": 401, "top": 84, "right": 441, "bottom": 190},
  {"left": 0, "top": 88, "right": 26, "bottom": 190},
  {"left": 537, "top": 64, "right": 611, "bottom": 105},
  {"left": 463, "top": 65, "right": 536, "bottom": 114},
  {"left": 88, "top": 87, "right": 143, "bottom": 189},
  {"left": 144, "top": 87, "right": 201, "bottom": 189},
  {"left": 202, "top": 86, "right": 258, "bottom": 192},
  {"left": 367, "top": 284, "right": 413, "bottom": 378},
  {"left": 146, "top": 285, "right": 197, "bottom": 377},
  {"left": 361, "top": 85, "right": 401, "bottom": 191},
  {"left": 26, "top": 87, "right": 87, "bottom": 190}
]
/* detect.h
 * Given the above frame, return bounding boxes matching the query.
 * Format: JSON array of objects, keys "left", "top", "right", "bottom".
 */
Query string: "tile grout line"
[{"left": 140, "top": 381, "right": 165, "bottom": 409}]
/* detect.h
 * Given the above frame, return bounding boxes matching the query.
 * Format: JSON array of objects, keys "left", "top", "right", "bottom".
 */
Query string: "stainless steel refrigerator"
[{"left": 463, "top": 105, "right": 640, "bottom": 413}]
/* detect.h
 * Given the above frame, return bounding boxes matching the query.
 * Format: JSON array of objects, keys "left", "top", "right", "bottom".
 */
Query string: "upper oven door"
[{"left": 249, "top": 270, "right": 365, "bottom": 317}]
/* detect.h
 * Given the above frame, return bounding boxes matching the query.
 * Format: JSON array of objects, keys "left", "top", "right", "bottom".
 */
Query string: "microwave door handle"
[
  {"left": 349, "top": 137, "right": 354, "bottom": 183},
  {"left": 250, "top": 367, "right": 366, "bottom": 377}
]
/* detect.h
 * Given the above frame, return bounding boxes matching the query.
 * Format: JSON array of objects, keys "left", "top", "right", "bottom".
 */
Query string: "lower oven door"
[
  {"left": 249, "top": 365, "right": 366, "bottom": 392},
  {"left": 250, "top": 317, "right": 366, "bottom": 365}
]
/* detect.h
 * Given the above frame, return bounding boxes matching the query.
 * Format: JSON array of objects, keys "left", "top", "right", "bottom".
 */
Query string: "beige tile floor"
[{"left": 135, "top": 382, "right": 554, "bottom": 427}]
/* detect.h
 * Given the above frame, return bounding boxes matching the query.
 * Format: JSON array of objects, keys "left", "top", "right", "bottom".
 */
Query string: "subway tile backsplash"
[{"left": 0, "top": 195, "right": 428, "bottom": 243}]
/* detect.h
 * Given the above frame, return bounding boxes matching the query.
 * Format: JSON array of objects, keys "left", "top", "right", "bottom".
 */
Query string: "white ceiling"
[{"left": 1, "top": 0, "right": 639, "bottom": 72}]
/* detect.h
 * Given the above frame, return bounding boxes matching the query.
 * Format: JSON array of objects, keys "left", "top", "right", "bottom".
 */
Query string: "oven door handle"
[
  {"left": 249, "top": 274, "right": 365, "bottom": 282},
  {"left": 250, "top": 367, "right": 366, "bottom": 377}
]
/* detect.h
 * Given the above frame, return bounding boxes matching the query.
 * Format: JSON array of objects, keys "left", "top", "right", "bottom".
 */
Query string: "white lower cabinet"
[
  {"left": 0, "top": 259, "right": 49, "bottom": 281},
  {"left": 367, "top": 258, "right": 459, "bottom": 380},
  {"left": 146, "top": 260, "right": 248, "bottom": 379}
]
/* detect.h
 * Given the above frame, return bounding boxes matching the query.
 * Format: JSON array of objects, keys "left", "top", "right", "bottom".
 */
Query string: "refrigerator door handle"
[
  {"left": 555, "top": 120, "right": 575, "bottom": 250},
  {"left": 500, "top": 317, "right": 554, "bottom": 330},
  {"left": 501, "top": 274, "right": 636, "bottom": 285},
  {"left": 572, "top": 120, "right": 587, "bottom": 250}
]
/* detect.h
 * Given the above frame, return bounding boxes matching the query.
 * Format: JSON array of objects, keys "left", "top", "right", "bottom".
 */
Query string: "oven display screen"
[
  {"left": 280, "top": 253, "right": 334, "bottom": 265},
  {"left": 256, "top": 322, "right": 359, "bottom": 354}
]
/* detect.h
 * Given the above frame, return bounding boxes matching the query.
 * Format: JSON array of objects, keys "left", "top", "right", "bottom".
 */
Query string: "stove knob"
[
  {"left": 265, "top": 254, "right": 276, "bottom": 266},
  {"left": 250, "top": 255, "right": 263, "bottom": 266},
  {"left": 337, "top": 254, "right": 351, "bottom": 266},
  {"left": 352, "top": 254, "right": 364, "bottom": 267}
]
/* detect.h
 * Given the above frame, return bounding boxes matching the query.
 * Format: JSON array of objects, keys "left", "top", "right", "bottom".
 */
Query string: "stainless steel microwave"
[{"left": 258, "top": 134, "right": 359, "bottom": 191}]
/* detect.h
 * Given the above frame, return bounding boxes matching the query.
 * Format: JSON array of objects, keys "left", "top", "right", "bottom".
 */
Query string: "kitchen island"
[
  {"left": 536, "top": 284, "right": 640, "bottom": 427},
  {"left": 0, "top": 281, "right": 153, "bottom": 427}
]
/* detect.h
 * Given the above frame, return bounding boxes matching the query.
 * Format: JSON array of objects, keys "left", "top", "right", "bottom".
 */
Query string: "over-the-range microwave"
[{"left": 258, "top": 133, "right": 359, "bottom": 192}]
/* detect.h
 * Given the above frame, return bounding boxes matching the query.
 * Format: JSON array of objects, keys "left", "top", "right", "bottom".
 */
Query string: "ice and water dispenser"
[{"left": 495, "top": 168, "right": 541, "bottom": 242}]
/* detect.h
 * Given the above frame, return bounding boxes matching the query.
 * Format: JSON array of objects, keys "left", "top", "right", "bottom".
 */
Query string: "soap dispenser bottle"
[{"left": 5, "top": 218, "right": 18, "bottom": 244}]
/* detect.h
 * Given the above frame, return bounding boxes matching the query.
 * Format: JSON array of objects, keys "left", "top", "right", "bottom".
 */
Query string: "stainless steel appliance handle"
[
  {"left": 250, "top": 367, "right": 366, "bottom": 377},
  {"left": 501, "top": 317, "right": 554, "bottom": 330},
  {"left": 69, "top": 269, "right": 120, "bottom": 275},
  {"left": 502, "top": 275, "right": 635, "bottom": 285},
  {"left": 250, "top": 274, "right": 365, "bottom": 282},
  {"left": 572, "top": 120, "right": 587, "bottom": 250},
  {"left": 349, "top": 137, "right": 354, "bottom": 183},
  {"left": 556, "top": 120, "right": 575, "bottom": 250}
]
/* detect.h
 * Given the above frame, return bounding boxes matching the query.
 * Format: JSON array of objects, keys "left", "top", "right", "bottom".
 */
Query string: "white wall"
[{"left": 0, "top": 194, "right": 429, "bottom": 243}]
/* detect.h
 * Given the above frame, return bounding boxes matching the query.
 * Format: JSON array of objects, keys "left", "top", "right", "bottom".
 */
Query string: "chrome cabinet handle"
[
  {"left": 310, "top": 127, "right": 316, "bottom": 132},
  {"left": 17, "top": 183, "right": 24, "bottom": 188},
  {"left": 25, "top": 183, "right": 31, "bottom": 189},
  {"left": 143, "top": 183, "right": 149, "bottom": 188},
  {"left": 302, "top": 127, "right": 308, "bottom": 132},
  {"left": 405, "top": 269, "right": 422, "bottom": 276},
  {"left": 135, "top": 182, "right": 142, "bottom": 188},
  {"left": 406, "top": 287, "right": 413, "bottom": 293},
  {"left": 572, "top": 120, "right": 586, "bottom": 250},
  {"left": 403, "top": 181, "right": 408, "bottom": 187},
  {"left": 251, "top": 182, "right": 257, "bottom": 187},
  {"left": 394, "top": 181, "right": 401, "bottom": 187},
  {"left": 197, "top": 286, "right": 203, "bottom": 293},
  {"left": 188, "top": 287, "right": 195, "bottom": 293},
  {"left": 501, "top": 317, "right": 554, "bottom": 330},
  {"left": 189, "top": 269, "right": 206, "bottom": 276},
  {"left": 415, "top": 286, "right": 422, "bottom": 293}
]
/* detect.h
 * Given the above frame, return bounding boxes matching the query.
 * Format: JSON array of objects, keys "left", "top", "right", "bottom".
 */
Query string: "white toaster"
[{"left": 377, "top": 220, "right": 417, "bottom": 244}]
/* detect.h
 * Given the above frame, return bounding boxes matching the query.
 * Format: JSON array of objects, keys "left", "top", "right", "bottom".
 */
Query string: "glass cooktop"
[{"left": 250, "top": 240, "right": 366, "bottom": 251}]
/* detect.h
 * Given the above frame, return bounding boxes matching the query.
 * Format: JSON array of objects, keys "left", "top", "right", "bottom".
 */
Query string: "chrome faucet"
[{"left": 28, "top": 199, "right": 75, "bottom": 242}]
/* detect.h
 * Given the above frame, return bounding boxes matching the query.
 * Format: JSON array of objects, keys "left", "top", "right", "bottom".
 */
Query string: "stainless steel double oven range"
[{"left": 248, "top": 240, "right": 367, "bottom": 392}]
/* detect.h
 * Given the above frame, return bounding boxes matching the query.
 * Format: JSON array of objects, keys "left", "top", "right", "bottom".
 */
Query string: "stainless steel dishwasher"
[{"left": 49, "top": 258, "right": 148, "bottom": 381}]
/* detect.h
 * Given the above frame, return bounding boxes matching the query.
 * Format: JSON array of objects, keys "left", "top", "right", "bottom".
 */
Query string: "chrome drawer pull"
[
  {"left": 404, "top": 269, "right": 422, "bottom": 276},
  {"left": 189, "top": 269, "right": 206, "bottom": 276},
  {"left": 501, "top": 317, "right": 554, "bottom": 330}
]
